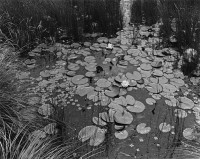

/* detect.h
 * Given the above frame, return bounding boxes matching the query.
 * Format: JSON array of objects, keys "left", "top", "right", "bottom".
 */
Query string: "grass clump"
[{"left": 157, "top": 0, "right": 200, "bottom": 76}]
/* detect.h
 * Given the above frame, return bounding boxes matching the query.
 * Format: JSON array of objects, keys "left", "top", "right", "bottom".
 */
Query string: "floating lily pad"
[
  {"left": 127, "top": 100, "right": 145, "bottom": 113},
  {"left": 136, "top": 123, "right": 151, "bottom": 134},
  {"left": 174, "top": 109, "right": 187, "bottom": 118},
  {"left": 40, "top": 70, "right": 51, "bottom": 78},
  {"left": 127, "top": 49, "right": 140, "bottom": 56},
  {"left": 158, "top": 76, "right": 168, "bottom": 84},
  {"left": 114, "top": 110, "right": 133, "bottom": 124},
  {"left": 146, "top": 83, "right": 162, "bottom": 94},
  {"left": 132, "top": 71, "right": 142, "bottom": 81},
  {"left": 108, "top": 102, "right": 124, "bottom": 112},
  {"left": 126, "top": 95, "right": 135, "bottom": 105},
  {"left": 178, "top": 97, "right": 194, "bottom": 109},
  {"left": 159, "top": 122, "right": 172, "bottom": 133},
  {"left": 72, "top": 75, "right": 88, "bottom": 85},
  {"left": 89, "top": 128, "right": 107, "bottom": 146},
  {"left": 152, "top": 69, "right": 163, "bottom": 77},
  {"left": 38, "top": 104, "right": 54, "bottom": 116},
  {"left": 96, "top": 79, "right": 111, "bottom": 88},
  {"left": 162, "top": 84, "right": 178, "bottom": 93},
  {"left": 114, "top": 125, "right": 125, "bottom": 131},
  {"left": 151, "top": 61, "right": 162, "bottom": 68},
  {"left": 115, "top": 130, "right": 128, "bottom": 139},
  {"left": 92, "top": 117, "right": 107, "bottom": 126},
  {"left": 140, "top": 63, "right": 152, "bottom": 71},
  {"left": 146, "top": 98, "right": 156, "bottom": 105},
  {"left": 78, "top": 125, "right": 100, "bottom": 142},
  {"left": 43, "top": 123, "right": 57, "bottom": 135},
  {"left": 183, "top": 128, "right": 196, "bottom": 140}
]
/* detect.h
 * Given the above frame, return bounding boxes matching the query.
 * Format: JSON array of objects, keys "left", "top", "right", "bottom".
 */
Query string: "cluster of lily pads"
[{"left": 16, "top": 22, "right": 200, "bottom": 148}]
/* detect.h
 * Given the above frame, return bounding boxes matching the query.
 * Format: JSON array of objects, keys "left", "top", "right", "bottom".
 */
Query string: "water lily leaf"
[
  {"left": 92, "top": 117, "right": 107, "bottom": 126},
  {"left": 127, "top": 100, "right": 145, "bottom": 113},
  {"left": 146, "top": 83, "right": 162, "bottom": 94},
  {"left": 136, "top": 123, "right": 151, "bottom": 134},
  {"left": 97, "top": 37, "right": 108, "bottom": 43},
  {"left": 115, "top": 130, "right": 128, "bottom": 139},
  {"left": 114, "top": 125, "right": 125, "bottom": 131},
  {"left": 159, "top": 122, "right": 171, "bottom": 133},
  {"left": 99, "top": 112, "right": 110, "bottom": 122},
  {"left": 100, "top": 95, "right": 110, "bottom": 106},
  {"left": 105, "top": 89, "right": 119, "bottom": 97},
  {"left": 38, "top": 104, "right": 54, "bottom": 116},
  {"left": 146, "top": 98, "right": 156, "bottom": 105},
  {"left": 132, "top": 71, "right": 142, "bottom": 81},
  {"left": 152, "top": 69, "right": 163, "bottom": 77},
  {"left": 183, "top": 128, "right": 196, "bottom": 140},
  {"left": 127, "top": 49, "right": 140, "bottom": 56},
  {"left": 126, "top": 95, "right": 135, "bottom": 105},
  {"left": 140, "top": 63, "right": 152, "bottom": 71},
  {"left": 178, "top": 97, "right": 194, "bottom": 109},
  {"left": 108, "top": 102, "right": 124, "bottom": 112},
  {"left": 151, "top": 61, "right": 162, "bottom": 68},
  {"left": 43, "top": 123, "right": 57, "bottom": 135},
  {"left": 40, "top": 70, "right": 50, "bottom": 78},
  {"left": 174, "top": 109, "right": 187, "bottom": 118},
  {"left": 158, "top": 76, "right": 168, "bottom": 84},
  {"left": 114, "top": 110, "right": 133, "bottom": 124},
  {"left": 89, "top": 128, "right": 107, "bottom": 146},
  {"left": 170, "top": 78, "right": 185, "bottom": 87},
  {"left": 162, "top": 84, "right": 178, "bottom": 93},
  {"left": 68, "top": 64, "right": 80, "bottom": 71},
  {"left": 72, "top": 75, "right": 88, "bottom": 85},
  {"left": 78, "top": 125, "right": 100, "bottom": 142},
  {"left": 96, "top": 79, "right": 111, "bottom": 88}
]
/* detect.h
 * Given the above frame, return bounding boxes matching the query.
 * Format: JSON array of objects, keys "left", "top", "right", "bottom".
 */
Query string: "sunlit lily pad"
[
  {"left": 178, "top": 97, "right": 194, "bottom": 109},
  {"left": 127, "top": 49, "right": 140, "bottom": 56},
  {"left": 152, "top": 69, "right": 163, "bottom": 77},
  {"left": 92, "top": 117, "right": 107, "bottom": 126},
  {"left": 174, "top": 109, "right": 187, "bottom": 118},
  {"left": 38, "top": 104, "right": 54, "bottom": 116},
  {"left": 72, "top": 75, "right": 88, "bottom": 85},
  {"left": 89, "top": 128, "right": 107, "bottom": 146},
  {"left": 132, "top": 71, "right": 142, "bottom": 81},
  {"left": 159, "top": 122, "right": 172, "bottom": 133},
  {"left": 140, "top": 63, "right": 152, "bottom": 71},
  {"left": 78, "top": 125, "right": 101, "bottom": 142},
  {"left": 162, "top": 84, "right": 178, "bottom": 93},
  {"left": 114, "top": 110, "right": 133, "bottom": 124},
  {"left": 183, "top": 128, "right": 196, "bottom": 140},
  {"left": 151, "top": 61, "right": 162, "bottom": 68},
  {"left": 115, "top": 130, "right": 128, "bottom": 139},
  {"left": 127, "top": 100, "right": 145, "bottom": 113},
  {"left": 146, "top": 83, "right": 162, "bottom": 94},
  {"left": 126, "top": 95, "right": 135, "bottom": 105},
  {"left": 146, "top": 98, "right": 156, "bottom": 105},
  {"left": 136, "top": 123, "right": 151, "bottom": 134},
  {"left": 96, "top": 78, "right": 111, "bottom": 88},
  {"left": 43, "top": 123, "right": 57, "bottom": 135},
  {"left": 108, "top": 102, "right": 124, "bottom": 112}
]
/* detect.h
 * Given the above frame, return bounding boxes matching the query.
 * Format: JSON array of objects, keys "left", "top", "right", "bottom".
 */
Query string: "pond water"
[{"left": 13, "top": 0, "right": 200, "bottom": 159}]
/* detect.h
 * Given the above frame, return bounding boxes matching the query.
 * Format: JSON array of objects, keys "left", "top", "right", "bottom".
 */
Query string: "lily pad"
[
  {"left": 151, "top": 61, "right": 162, "bottom": 68},
  {"left": 146, "top": 83, "right": 162, "bottom": 94},
  {"left": 115, "top": 130, "right": 128, "bottom": 139},
  {"left": 132, "top": 71, "right": 142, "bottom": 81},
  {"left": 43, "top": 123, "right": 57, "bottom": 135},
  {"left": 127, "top": 101, "right": 145, "bottom": 113},
  {"left": 140, "top": 63, "right": 152, "bottom": 71},
  {"left": 97, "top": 79, "right": 111, "bottom": 88},
  {"left": 72, "top": 75, "right": 88, "bottom": 85},
  {"left": 162, "top": 84, "right": 178, "bottom": 93},
  {"left": 126, "top": 95, "right": 135, "bottom": 105},
  {"left": 89, "top": 128, "right": 107, "bottom": 146},
  {"left": 174, "top": 109, "right": 187, "bottom": 118},
  {"left": 178, "top": 97, "right": 194, "bottom": 109},
  {"left": 38, "top": 104, "right": 54, "bottom": 116},
  {"left": 146, "top": 98, "right": 156, "bottom": 105},
  {"left": 159, "top": 122, "right": 172, "bottom": 133},
  {"left": 127, "top": 49, "right": 140, "bottom": 56},
  {"left": 152, "top": 69, "right": 163, "bottom": 77},
  {"left": 136, "top": 123, "right": 151, "bottom": 134},
  {"left": 108, "top": 102, "right": 124, "bottom": 112},
  {"left": 92, "top": 117, "right": 107, "bottom": 126},
  {"left": 183, "top": 128, "right": 196, "bottom": 140},
  {"left": 78, "top": 125, "right": 100, "bottom": 142},
  {"left": 114, "top": 110, "right": 133, "bottom": 124}
]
